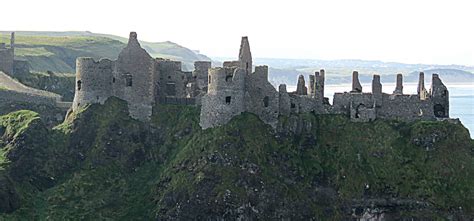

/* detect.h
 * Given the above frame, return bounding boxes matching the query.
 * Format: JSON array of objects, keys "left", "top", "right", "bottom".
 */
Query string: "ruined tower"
[
  {"left": 239, "top": 37, "right": 252, "bottom": 74},
  {"left": 72, "top": 58, "right": 114, "bottom": 110},
  {"left": 199, "top": 67, "right": 246, "bottom": 129},
  {"left": 0, "top": 32, "right": 15, "bottom": 75},
  {"left": 114, "top": 32, "right": 155, "bottom": 121}
]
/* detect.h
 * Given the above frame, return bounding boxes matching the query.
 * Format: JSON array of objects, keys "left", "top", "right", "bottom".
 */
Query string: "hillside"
[
  {"left": 0, "top": 98, "right": 472, "bottom": 220},
  {"left": 0, "top": 31, "right": 211, "bottom": 73}
]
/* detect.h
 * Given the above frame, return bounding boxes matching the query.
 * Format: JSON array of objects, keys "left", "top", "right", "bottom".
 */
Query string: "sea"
[{"left": 287, "top": 83, "right": 474, "bottom": 138}]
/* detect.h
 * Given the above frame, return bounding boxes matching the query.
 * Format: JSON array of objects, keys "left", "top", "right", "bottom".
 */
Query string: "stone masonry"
[
  {"left": 199, "top": 36, "right": 451, "bottom": 128},
  {"left": 69, "top": 32, "right": 450, "bottom": 127}
]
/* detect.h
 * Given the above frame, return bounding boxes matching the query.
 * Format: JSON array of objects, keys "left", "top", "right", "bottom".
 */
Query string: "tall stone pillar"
[
  {"left": 417, "top": 72, "right": 428, "bottom": 100},
  {"left": 308, "top": 75, "right": 315, "bottom": 96},
  {"left": 315, "top": 69, "right": 325, "bottom": 102},
  {"left": 296, "top": 75, "right": 307, "bottom": 95},
  {"left": 279, "top": 84, "right": 291, "bottom": 116},
  {"left": 393, "top": 74, "right": 403, "bottom": 95},
  {"left": 10, "top": 32, "right": 15, "bottom": 49},
  {"left": 372, "top": 74, "right": 382, "bottom": 106},
  {"left": 351, "top": 71, "right": 362, "bottom": 92}
]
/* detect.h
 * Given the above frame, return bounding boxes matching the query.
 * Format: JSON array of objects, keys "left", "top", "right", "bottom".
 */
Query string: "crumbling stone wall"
[
  {"left": 193, "top": 61, "right": 211, "bottom": 91},
  {"left": 154, "top": 59, "right": 187, "bottom": 102},
  {"left": 333, "top": 71, "right": 449, "bottom": 122},
  {"left": 245, "top": 65, "right": 279, "bottom": 128}
]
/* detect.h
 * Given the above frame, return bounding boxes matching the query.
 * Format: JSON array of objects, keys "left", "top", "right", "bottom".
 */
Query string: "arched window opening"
[{"left": 225, "top": 96, "right": 231, "bottom": 104}]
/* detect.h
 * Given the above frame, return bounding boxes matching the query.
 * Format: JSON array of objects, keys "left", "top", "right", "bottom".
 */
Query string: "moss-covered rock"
[{"left": 0, "top": 97, "right": 472, "bottom": 220}]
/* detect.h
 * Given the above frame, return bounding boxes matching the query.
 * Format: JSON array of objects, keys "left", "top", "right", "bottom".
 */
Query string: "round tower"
[
  {"left": 72, "top": 57, "right": 114, "bottom": 111},
  {"left": 200, "top": 67, "right": 246, "bottom": 129}
]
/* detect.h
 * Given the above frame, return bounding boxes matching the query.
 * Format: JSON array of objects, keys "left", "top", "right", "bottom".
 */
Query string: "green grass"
[
  {"left": 0, "top": 34, "right": 125, "bottom": 73},
  {"left": 15, "top": 47, "right": 54, "bottom": 57},
  {"left": 0, "top": 110, "right": 40, "bottom": 140}
]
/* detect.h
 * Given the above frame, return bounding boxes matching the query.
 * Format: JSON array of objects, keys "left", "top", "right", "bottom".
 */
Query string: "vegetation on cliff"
[{"left": 0, "top": 98, "right": 472, "bottom": 219}]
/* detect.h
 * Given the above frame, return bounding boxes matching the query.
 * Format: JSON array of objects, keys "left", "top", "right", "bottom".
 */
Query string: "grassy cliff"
[{"left": 0, "top": 98, "right": 472, "bottom": 219}]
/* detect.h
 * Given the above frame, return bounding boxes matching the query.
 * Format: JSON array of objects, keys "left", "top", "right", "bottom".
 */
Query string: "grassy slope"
[
  {"left": 0, "top": 34, "right": 125, "bottom": 73},
  {"left": 0, "top": 31, "right": 211, "bottom": 73},
  {"left": 0, "top": 99, "right": 472, "bottom": 219}
]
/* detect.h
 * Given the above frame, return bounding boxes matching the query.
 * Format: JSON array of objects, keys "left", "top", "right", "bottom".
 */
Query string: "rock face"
[
  {"left": 0, "top": 100, "right": 472, "bottom": 220},
  {"left": 0, "top": 175, "right": 20, "bottom": 213}
]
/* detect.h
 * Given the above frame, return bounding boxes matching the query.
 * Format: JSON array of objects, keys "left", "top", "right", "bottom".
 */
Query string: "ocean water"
[{"left": 287, "top": 83, "right": 474, "bottom": 138}]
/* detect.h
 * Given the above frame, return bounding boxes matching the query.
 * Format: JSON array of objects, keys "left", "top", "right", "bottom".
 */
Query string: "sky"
[{"left": 1, "top": 0, "right": 473, "bottom": 66}]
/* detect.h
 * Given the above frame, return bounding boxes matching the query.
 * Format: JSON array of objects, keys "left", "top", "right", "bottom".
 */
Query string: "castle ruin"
[
  {"left": 71, "top": 32, "right": 450, "bottom": 127},
  {"left": 72, "top": 32, "right": 210, "bottom": 121}
]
